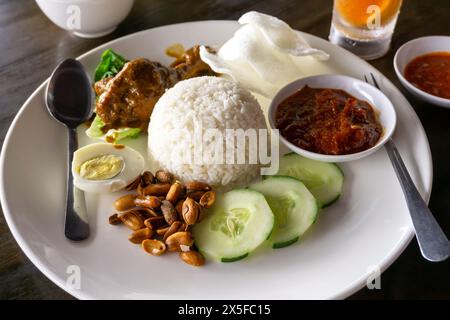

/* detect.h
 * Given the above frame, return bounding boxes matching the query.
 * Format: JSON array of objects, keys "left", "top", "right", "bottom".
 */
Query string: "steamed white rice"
[{"left": 147, "top": 76, "right": 267, "bottom": 190}]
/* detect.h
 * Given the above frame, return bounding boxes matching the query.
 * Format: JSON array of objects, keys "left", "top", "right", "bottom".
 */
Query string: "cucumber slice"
[
  {"left": 273, "top": 153, "right": 344, "bottom": 207},
  {"left": 192, "top": 189, "right": 274, "bottom": 262},
  {"left": 250, "top": 176, "right": 319, "bottom": 248}
]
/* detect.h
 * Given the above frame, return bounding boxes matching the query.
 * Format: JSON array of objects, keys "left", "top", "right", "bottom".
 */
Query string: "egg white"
[{"left": 72, "top": 143, "right": 145, "bottom": 193}]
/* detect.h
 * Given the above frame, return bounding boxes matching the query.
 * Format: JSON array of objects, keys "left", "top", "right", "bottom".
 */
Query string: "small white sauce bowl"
[
  {"left": 268, "top": 74, "right": 397, "bottom": 163},
  {"left": 35, "top": 0, "right": 135, "bottom": 38},
  {"left": 394, "top": 36, "right": 450, "bottom": 108}
]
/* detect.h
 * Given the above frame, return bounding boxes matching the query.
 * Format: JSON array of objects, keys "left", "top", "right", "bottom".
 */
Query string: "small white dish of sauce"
[
  {"left": 268, "top": 74, "right": 397, "bottom": 163},
  {"left": 394, "top": 36, "right": 450, "bottom": 108}
]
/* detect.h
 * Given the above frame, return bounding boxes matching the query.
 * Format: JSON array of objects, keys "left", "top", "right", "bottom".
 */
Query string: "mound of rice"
[{"left": 147, "top": 76, "right": 267, "bottom": 190}]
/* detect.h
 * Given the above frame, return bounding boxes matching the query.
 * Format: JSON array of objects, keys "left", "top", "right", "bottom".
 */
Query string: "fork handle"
[{"left": 385, "top": 138, "right": 450, "bottom": 262}]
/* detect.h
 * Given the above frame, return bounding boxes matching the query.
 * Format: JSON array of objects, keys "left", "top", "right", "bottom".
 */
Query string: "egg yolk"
[{"left": 78, "top": 154, "right": 124, "bottom": 180}]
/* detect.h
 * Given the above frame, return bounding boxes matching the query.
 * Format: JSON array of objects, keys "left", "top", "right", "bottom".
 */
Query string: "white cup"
[{"left": 35, "top": 0, "right": 135, "bottom": 38}]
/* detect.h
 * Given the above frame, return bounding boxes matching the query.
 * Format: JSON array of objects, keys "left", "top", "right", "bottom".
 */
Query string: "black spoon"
[{"left": 46, "top": 59, "right": 93, "bottom": 241}]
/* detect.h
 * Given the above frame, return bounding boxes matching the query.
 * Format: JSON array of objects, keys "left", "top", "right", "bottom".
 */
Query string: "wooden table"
[{"left": 0, "top": 0, "right": 449, "bottom": 300}]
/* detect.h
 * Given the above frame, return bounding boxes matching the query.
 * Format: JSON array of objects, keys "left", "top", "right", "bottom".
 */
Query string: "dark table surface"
[{"left": 0, "top": 0, "right": 449, "bottom": 300}]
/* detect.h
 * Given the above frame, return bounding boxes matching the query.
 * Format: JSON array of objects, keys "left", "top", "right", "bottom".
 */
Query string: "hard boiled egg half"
[{"left": 72, "top": 143, "right": 145, "bottom": 193}]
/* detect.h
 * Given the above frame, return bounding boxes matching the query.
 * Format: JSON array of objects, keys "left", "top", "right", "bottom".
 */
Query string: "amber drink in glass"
[{"left": 329, "top": 0, "right": 403, "bottom": 60}]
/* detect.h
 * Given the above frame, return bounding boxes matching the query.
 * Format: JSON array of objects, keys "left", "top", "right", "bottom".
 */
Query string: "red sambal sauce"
[
  {"left": 404, "top": 51, "right": 450, "bottom": 99},
  {"left": 275, "top": 86, "right": 383, "bottom": 155}
]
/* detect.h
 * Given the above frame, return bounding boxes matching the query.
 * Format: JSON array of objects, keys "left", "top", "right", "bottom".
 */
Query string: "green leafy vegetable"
[
  {"left": 86, "top": 115, "right": 141, "bottom": 143},
  {"left": 94, "top": 49, "right": 127, "bottom": 82},
  {"left": 86, "top": 115, "right": 106, "bottom": 139}
]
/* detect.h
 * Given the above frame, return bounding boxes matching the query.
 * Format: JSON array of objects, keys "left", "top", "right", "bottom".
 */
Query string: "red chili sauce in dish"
[
  {"left": 404, "top": 52, "right": 450, "bottom": 99},
  {"left": 275, "top": 86, "right": 383, "bottom": 155}
]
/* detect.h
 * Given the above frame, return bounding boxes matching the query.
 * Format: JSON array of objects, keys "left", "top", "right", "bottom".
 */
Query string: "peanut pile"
[{"left": 109, "top": 170, "right": 216, "bottom": 267}]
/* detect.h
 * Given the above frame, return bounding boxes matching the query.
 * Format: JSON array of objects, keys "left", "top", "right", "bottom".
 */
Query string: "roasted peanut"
[
  {"left": 128, "top": 228, "right": 153, "bottom": 244},
  {"left": 144, "top": 216, "right": 166, "bottom": 230},
  {"left": 141, "top": 183, "right": 171, "bottom": 196},
  {"left": 137, "top": 207, "right": 159, "bottom": 218},
  {"left": 163, "top": 221, "right": 182, "bottom": 241},
  {"left": 114, "top": 194, "right": 137, "bottom": 212},
  {"left": 119, "top": 210, "right": 145, "bottom": 231},
  {"left": 109, "top": 168, "right": 217, "bottom": 266},
  {"left": 180, "top": 251, "right": 205, "bottom": 267},
  {"left": 125, "top": 175, "right": 141, "bottom": 191},
  {"left": 166, "top": 181, "right": 183, "bottom": 203},
  {"left": 108, "top": 213, "right": 122, "bottom": 225},
  {"left": 178, "top": 185, "right": 186, "bottom": 199},
  {"left": 197, "top": 206, "right": 205, "bottom": 223},
  {"left": 175, "top": 200, "right": 184, "bottom": 221},
  {"left": 199, "top": 191, "right": 216, "bottom": 209},
  {"left": 185, "top": 181, "right": 211, "bottom": 192},
  {"left": 134, "top": 195, "right": 161, "bottom": 209},
  {"left": 156, "top": 226, "right": 170, "bottom": 236},
  {"left": 134, "top": 210, "right": 148, "bottom": 222},
  {"left": 186, "top": 190, "right": 205, "bottom": 202},
  {"left": 141, "top": 171, "right": 155, "bottom": 186},
  {"left": 165, "top": 231, "right": 194, "bottom": 252},
  {"left": 142, "top": 239, "right": 166, "bottom": 256},
  {"left": 161, "top": 200, "right": 178, "bottom": 225},
  {"left": 136, "top": 183, "right": 144, "bottom": 196},
  {"left": 182, "top": 197, "right": 199, "bottom": 225},
  {"left": 155, "top": 170, "right": 174, "bottom": 184}
]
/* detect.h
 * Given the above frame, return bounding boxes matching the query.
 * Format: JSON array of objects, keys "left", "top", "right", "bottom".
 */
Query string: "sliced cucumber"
[
  {"left": 250, "top": 176, "right": 319, "bottom": 248},
  {"left": 192, "top": 189, "right": 274, "bottom": 262},
  {"left": 272, "top": 153, "right": 344, "bottom": 207}
]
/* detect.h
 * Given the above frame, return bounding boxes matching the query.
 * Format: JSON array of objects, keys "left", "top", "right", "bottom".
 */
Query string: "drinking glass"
[{"left": 329, "top": 0, "right": 403, "bottom": 60}]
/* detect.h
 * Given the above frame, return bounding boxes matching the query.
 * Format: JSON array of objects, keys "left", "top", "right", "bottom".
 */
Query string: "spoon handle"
[
  {"left": 65, "top": 127, "right": 89, "bottom": 241},
  {"left": 385, "top": 139, "right": 450, "bottom": 262}
]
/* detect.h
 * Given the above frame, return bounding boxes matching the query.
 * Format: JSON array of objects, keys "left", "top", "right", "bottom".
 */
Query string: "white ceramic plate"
[{"left": 0, "top": 21, "right": 432, "bottom": 300}]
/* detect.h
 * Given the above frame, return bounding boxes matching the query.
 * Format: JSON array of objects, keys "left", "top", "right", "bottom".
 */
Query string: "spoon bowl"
[{"left": 46, "top": 59, "right": 93, "bottom": 127}]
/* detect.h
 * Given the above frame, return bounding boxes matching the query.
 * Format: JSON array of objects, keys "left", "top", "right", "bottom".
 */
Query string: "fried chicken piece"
[
  {"left": 95, "top": 58, "right": 179, "bottom": 131},
  {"left": 94, "top": 76, "right": 112, "bottom": 96},
  {"left": 170, "top": 45, "right": 217, "bottom": 79},
  {"left": 94, "top": 46, "right": 216, "bottom": 132}
]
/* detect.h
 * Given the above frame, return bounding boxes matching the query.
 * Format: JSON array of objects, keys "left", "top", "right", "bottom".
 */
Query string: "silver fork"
[{"left": 364, "top": 73, "right": 450, "bottom": 262}]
